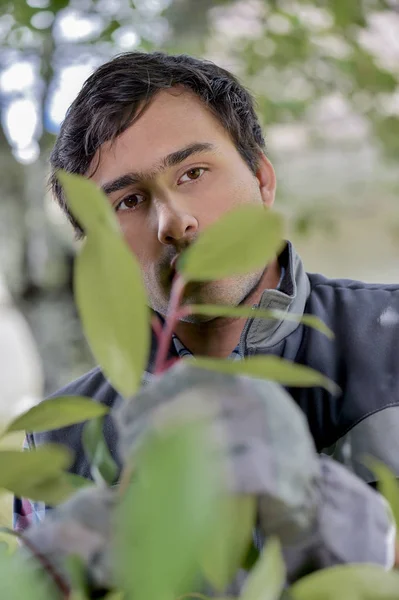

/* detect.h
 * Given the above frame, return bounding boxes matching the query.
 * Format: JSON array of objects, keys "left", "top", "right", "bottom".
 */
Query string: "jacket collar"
[{"left": 240, "top": 241, "right": 310, "bottom": 354}]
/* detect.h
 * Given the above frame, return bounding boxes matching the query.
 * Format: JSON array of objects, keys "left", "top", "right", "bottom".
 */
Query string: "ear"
[{"left": 256, "top": 152, "right": 276, "bottom": 208}]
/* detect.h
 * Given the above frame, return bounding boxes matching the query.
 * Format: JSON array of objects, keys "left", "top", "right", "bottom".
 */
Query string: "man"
[{"left": 14, "top": 52, "right": 399, "bottom": 568}]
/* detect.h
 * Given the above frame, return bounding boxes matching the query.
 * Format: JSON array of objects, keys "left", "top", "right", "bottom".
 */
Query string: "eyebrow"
[{"left": 101, "top": 142, "right": 216, "bottom": 196}]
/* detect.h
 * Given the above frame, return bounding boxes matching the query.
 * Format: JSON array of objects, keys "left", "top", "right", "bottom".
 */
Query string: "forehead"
[{"left": 89, "top": 88, "right": 234, "bottom": 182}]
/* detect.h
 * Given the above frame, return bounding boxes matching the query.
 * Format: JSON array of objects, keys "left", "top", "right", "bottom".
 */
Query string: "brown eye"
[
  {"left": 187, "top": 168, "right": 202, "bottom": 180},
  {"left": 179, "top": 167, "right": 205, "bottom": 184},
  {"left": 116, "top": 194, "right": 145, "bottom": 212},
  {"left": 123, "top": 197, "right": 138, "bottom": 208}
]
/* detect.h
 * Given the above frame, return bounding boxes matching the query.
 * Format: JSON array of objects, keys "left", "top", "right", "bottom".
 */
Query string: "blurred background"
[{"left": 0, "top": 0, "right": 398, "bottom": 397}]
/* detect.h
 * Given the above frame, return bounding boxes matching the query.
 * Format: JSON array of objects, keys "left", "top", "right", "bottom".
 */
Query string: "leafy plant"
[{"left": 0, "top": 170, "right": 398, "bottom": 600}]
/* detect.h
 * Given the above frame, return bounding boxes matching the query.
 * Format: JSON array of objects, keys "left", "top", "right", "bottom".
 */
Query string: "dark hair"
[{"left": 50, "top": 51, "right": 266, "bottom": 237}]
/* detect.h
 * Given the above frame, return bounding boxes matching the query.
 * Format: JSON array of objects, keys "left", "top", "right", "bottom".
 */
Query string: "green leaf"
[
  {"left": 179, "top": 206, "right": 284, "bottom": 282},
  {"left": 65, "top": 555, "right": 89, "bottom": 598},
  {"left": 290, "top": 564, "right": 399, "bottom": 599},
  {"left": 0, "top": 445, "right": 73, "bottom": 504},
  {"left": 9, "top": 472, "right": 93, "bottom": 506},
  {"left": 57, "top": 171, "right": 120, "bottom": 236},
  {"left": 58, "top": 170, "right": 150, "bottom": 398},
  {"left": 368, "top": 459, "right": 399, "bottom": 532},
  {"left": 63, "top": 473, "right": 95, "bottom": 491},
  {"left": 75, "top": 228, "right": 149, "bottom": 399},
  {"left": 82, "top": 417, "right": 118, "bottom": 485},
  {"left": 241, "top": 540, "right": 260, "bottom": 571},
  {"left": 241, "top": 537, "right": 285, "bottom": 600},
  {"left": 186, "top": 356, "right": 340, "bottom": 395},
  {"left": 0, "top": 528, "right": 18, "bottom": 554},
  {"left": 187, "top": 304, "right": 334, "bottom": 339},
  {"left": 201, "top": 495, "right": 256, "bottom": 591},
  {"left": 330, "top": 0, "right": 366, "bottom": 28},
  {"left": 14, "top": 474, "right": 80, "bottom": 506},
  {"left": 4, "top": 396, "right": 109, "bottom": 434},
  {"left": 0, "top": 543, "right": 56, "bottom": 599},
  {"left": 115, "top": 419, "right": 223, "bottom": 600}
]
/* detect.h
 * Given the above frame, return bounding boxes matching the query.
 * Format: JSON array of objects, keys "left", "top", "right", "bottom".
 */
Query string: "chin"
[{"left": 181, "top": 281, "right": 239, "bottom": 308}]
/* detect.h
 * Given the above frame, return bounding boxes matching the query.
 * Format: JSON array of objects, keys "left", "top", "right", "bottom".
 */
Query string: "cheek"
[
  {"left": 198, "top": 171, "right": 259, "bottom": 225},
  {"left": 118, "top": 217, "right": 158, "bottom": 266}
]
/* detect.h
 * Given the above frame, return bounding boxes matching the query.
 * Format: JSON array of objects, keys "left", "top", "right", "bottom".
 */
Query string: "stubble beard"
[{"left": 147, "top": 269, "right": 264, "bottom": 324}]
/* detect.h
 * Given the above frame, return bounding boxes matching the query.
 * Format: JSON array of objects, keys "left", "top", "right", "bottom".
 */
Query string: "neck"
[{"left": 174, "top": 258, "right": 281, "bottom": 358}]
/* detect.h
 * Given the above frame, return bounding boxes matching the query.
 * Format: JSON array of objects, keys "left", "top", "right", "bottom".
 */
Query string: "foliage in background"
[{"left": 0, "top": 0, "right": 398, "bottom": 158}]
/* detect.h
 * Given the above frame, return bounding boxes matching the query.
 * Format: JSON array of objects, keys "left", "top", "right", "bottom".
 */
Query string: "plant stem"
[
  {"left": 153, "top": 275, "right": 186, "bottom": 374},
  {"left": 3, "top": 528, "right": 71, "bottom": 598},
  {"left": 151, "top": 313, "right": 163, "bottom": 341}
]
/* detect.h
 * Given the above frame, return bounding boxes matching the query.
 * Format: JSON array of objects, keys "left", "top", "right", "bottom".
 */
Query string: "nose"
[{"left": 157, "top": 204, "right": 198, "bottom": 248}]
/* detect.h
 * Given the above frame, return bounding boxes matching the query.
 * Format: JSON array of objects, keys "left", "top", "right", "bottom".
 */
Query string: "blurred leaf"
[
  {"left": 187, "top": 356, "right": 340, "bottom": 395},
  {"left": 241, "top": 537, "right": 285, "bottom": 600},
  {"left": 4, "top": 396, "right": 109, "bottom": 434},
  {"left": 82, "top": 416, "right": 118, "bottom": 485},
  {"left": 187, "top": 304, "right": 333, "bottom": 339},
  {"left": 330, "top": 0, "right": 366, "bottom": 28},
  {"left": 164, "top": 0, "right": 231, "bottom": 37},
  {"left": 63, "top": 473, "right": 95, "bottom": 491},
  {"left": 241, "top": 540, "right": 260, "bottom": 571},
  {"left": 368, "top": 459, "right": 399, "bottom": 531},
  {"left": 11, "top": 2, "right": 36, "bottom": 27},
  {"left": 0, "top": 527, "right": 17, "bottom": 554},
  {"left": 0, "top": 445, "right": 73, "bottom": 504},
  {"left": 14, "top": 473, "right": 83, "bottom": 505},
  {"left": 115, "top": 419, "right": 222, "bottom": 600},
  {"left": 0, "top": 543, "right": 56, "bottom": 599},
  {"left": 179, "top": 206, "right": 284, "bottom": 282},
  {"left": 65, "top": 555, "right": 89, "bottom": 598},
  {"left": 59, "top": 171, "right": 150, "bottom": 398},
  {"left": 99, "top": 20, "right": 122, "bottom": 43},
  {"left": 201, "top": 495, "right": 255, "bottom": 591},
  {"left": 289, "top": 564, "right": 399, "bottom": 599},
  {"left": 338, "top": 49, "right": 397, "bottom": 94},
  {"left": 49, "top": 0, "right": 70, "bottom": 10},
  {"left": 374, "top": 116, "right": 399, "bottom": 157},
  {"left": 75, "top": 229, "right": 149, "bottom": 399},
  {"left": 57, "top": 171, "right": 119, "bottom": 236}
]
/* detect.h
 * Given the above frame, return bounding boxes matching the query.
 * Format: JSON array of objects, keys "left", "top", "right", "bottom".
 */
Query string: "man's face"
[{"left": 89, "top": 88, "right": 276, "bottom": 317}]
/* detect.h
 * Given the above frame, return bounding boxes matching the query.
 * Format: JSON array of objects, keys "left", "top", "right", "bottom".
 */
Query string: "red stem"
[
  {"left": 9, "top": 529, "right": 70, "bottom": 598},
  {"left": 151, "top": 313, "right": 163, "bottom": 341},
  {"left": 153, "top": 275, "right": 186, "bottom": 374}
]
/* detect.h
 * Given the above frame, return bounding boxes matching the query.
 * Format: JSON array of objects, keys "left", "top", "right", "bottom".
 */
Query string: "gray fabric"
[
  {"left": 116, "top": 363, "right": 320, "bottom": 539},
  {"left": 240, "top": 242, "right": 311, "bottom": 354},
  {"left": 116, "top": 363, "right": 393, "bottom": 579},
  {"left": 23, "top": 365, "right": 395, "bottom": 592},
  {"left": 323, "top": 405, "right": 399, "bottom": 483},
  {"left": 282, "top": 456, "right": 394, "bottom": 582}
]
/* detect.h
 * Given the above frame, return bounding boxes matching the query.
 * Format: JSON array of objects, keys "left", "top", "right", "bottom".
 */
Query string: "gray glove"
[
  {"left": 116, "top": 362, "right": 395, "bottom": 582},
  {"left": 22, "top": 362, "right": 394, "bottom": 593}
]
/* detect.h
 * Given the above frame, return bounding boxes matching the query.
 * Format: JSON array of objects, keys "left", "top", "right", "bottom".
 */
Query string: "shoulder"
[
  {"left": 303, "top": 273, "right": 399, "bottom": 479},
  {"left": 46, "top": 366, "right": 120, "bottom": 408},
  {"left": 307, "top": 272, "right": 399, "bottom": 320},
  {"left": 308, "top": 272, "right": 399, "bottom": 294}
]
